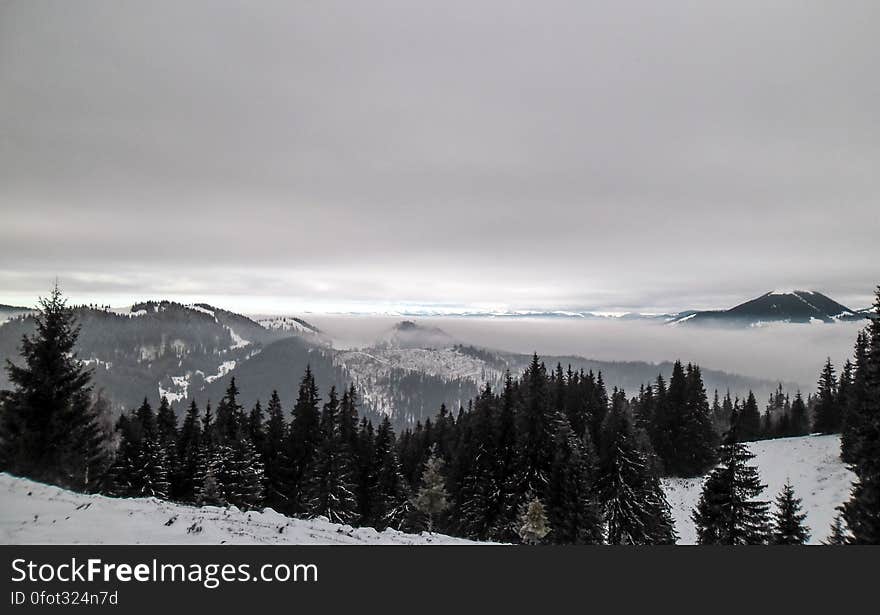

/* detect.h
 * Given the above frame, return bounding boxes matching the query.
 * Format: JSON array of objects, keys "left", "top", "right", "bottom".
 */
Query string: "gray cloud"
[{"left": 1, "top": 0, "right": 878, "bottom": 312}]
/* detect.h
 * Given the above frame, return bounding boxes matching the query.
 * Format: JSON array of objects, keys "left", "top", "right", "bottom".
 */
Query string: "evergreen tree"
[
  {"left": 770, "top": 481, "right": 810, "bottom": 544},
  {"left": 514, "top": 355, "right": 556, "bottom": 504},
  {"left": 692, "top": 427, "right": 770, "bottom": 545},
  {"left": 372, "top": 416, "right": 411, "bottom": 530},
  {"left": 547, "top": 417, "right": 603, "bottom": 544},
  {"left": 738, "top": 391, "right": 762, "bottom": 442},
  {"left": 304, "top": 387, "right": 358, "bottom": 523},
  {"left": 108, "top": 400, "right": 170, "bottom": 498},
  {"left": 812, "top": 358, "right": 840, "bottom": 434},
  {"left": 842, "top": 287, "right": 880, "bottom": 544},
  {"left": 789, "top": 392, "right": 809, "bottom": 436},
  {"left": 412, "top": 449, "right": 449, "bottom": 532},
  {"left": 355, "top": 418, "right": 378, "bottom": 525},
  {"left": 824, "top": 513, "right": 849, "bottom": 545},
  {"left": 155, "top": 396, "right": 179, "bottom": 496},
  {"left": 176, "top": 401, "right": 202, "bottom": 502},
  {"left": 285, "top": 366, "right": 322, "bottom": 514},
  {"left": 262, "top": 390, "right": 288, "bottom": 510},
  {"left": 841, "top": 332, "right": 869, "bottom": 463},
  {"left": 454, "top": 385, "right": 501, "bottom": 539},
  {"left": 0, "top": 285, "right": 108, "bottom": 491},
  {"left": 248, "top": 399, "right": 265, "bottom": 456},
  {"left": 516, "top": 495, "right": 550, "bottom": 545},
  {"left": 598, "top": 391, "right": 675, "bottom": 545}
]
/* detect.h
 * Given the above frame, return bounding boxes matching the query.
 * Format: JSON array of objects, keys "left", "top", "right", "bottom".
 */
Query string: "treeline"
[{"left": 2, "top": 285, "right": 879, "bottom": 544}]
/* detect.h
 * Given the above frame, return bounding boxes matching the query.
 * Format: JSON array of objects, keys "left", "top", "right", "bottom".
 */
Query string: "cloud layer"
[{"left": 1, "top": 1, "right": 878, "bottom": 312}]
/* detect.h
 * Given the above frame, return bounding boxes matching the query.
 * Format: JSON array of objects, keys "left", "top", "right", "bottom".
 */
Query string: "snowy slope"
[
  {"left": 0, "top": 474, "right": 481, "bottom": 545},
  {"left": 663, "top": 434, "right": 855, "bottom": 544}
]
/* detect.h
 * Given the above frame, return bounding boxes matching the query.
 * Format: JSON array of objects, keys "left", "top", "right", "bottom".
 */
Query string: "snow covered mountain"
[
  {"left": 669, "top": 290, "right": 865, "bottom": 327},
  {"left": 0, "top": 473, "right": 478, "bottom": 545},
  {"left": 0, "top": 434, "right": 852, "bottom": 544}
]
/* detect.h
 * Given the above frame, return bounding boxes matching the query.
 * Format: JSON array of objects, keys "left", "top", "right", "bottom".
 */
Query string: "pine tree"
[
  {"left": 514, "top": 355, "right": 556, "bottom": 504},
  {"left": 770, "top": 481, "right": 810, "bottom": 544},
  {"left": 262, "top": 390, "right": 288, "bottom": 510},
  {"left": 812, "top": 358, "right": 840, "bottom": 434},
  {"left": 598, "top": 391, "right": 675, "bottom": 545},
  {"left": 156, "top": 396, "right": 179, "bottom": 496},
  {"left": 841, "top": 332, "right": 869, "bottom": 463},
  {"left": 824, "top": 513, "right": 849, "bottom": 545},
  {"left": 372, "top": 416, "right": 411, "bottom": 530},
  {"left": 108, "top": 400, "right": 170, "bottom": 499},
  {"left": 304, "top": 387, "right": 358, "bottom": 523},
  {"left": 692, "top": 427, "right": 770, "bottom": 545},
  {"left": 842, "top": 286, "right": 880, "bottom": 544},
  {"left": 0, "top": 285, "right": 109, "bottom": 491},
  {"left": 176, "top": 401, "right": 202, "bottom": 502},
  {"left": 789, "top": 392, "right": 809, "bottom": 436},
  {"left": 546, "top": 416, "right": 603, "bottom": 544},
  {"left": 285, "top": 366, "right": 322, "bottom": 514},
  {"left": 739, "top": 391, "right": 762, "bottom": 442},
  {"left": 516, "top": 495, "right": 550, "bottom": 545},
  {"left": 455, "top": 385, "right": 503, "bottom": 540},
  {"left": 412, "top": 449, "right": 449, "bottom": 533}
]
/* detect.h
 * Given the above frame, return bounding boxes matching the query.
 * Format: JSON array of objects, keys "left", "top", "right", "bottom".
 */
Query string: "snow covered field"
[
  {"left": 664, "top": 434, "right": 855, "bottom": 545},
  {"left": 0, "top": 475, "right": 479, "bottom": 545},
  {"left": 0, "top": 434, "right": 854, "bottom": 545}
]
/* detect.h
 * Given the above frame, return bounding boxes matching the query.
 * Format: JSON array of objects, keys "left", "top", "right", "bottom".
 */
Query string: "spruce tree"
[
  {"left": 372, "top": 416, "right": 411, "bottom": 530},
  {"left": 0, "top": 285, "right": 108, "bottom": 491},
  {"left": 412, "top": 449, "right": 449, "bottom": 533},
  {"left": 599, "top": 391, "right": 675, "bottom": 545},
  {"left": 547, "top": 417, "right": 604, "bottom": 544},
  {"left": 176, "top": 400, "right": 202, "bottom": 502},
  {"left": 262, "top": 390, "right": 289, "bottom": 510},
  {"left": 516, "top": 495, "right": 550, "bottom": 545},
  {"left": 739, "top": 391, "right": 762, "bottom": 442},
  {"left": 789, "top": 392, "right": 809, "bottom": 436},
  {"left": 842, "top": 286, "right": 880, "bottom": 544},
  {"left": 286, "top": 366, "right": 322, "bottom": 514},
  {"left": 812, "top": 358, "right": 840, "bottom": 434},
  {"left": 304, "top": 387, "right": 358, "bottom": 523},
  {"left": 692, "top": 427, "right": 770, "bottom": 545},
  {"left": 824, "top": 513, "right": 849, "bottom": 545},
  {"left": 770, "top": 481, "right": 810, "bottom": 544}
]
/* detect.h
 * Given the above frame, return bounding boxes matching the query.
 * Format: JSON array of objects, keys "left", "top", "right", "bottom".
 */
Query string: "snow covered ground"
[
  {"left": 664, "top": 434, "right": 855, "bottom": 545},
  {"left": 0, "top": 475, "right": 480, "bottom": 545}
]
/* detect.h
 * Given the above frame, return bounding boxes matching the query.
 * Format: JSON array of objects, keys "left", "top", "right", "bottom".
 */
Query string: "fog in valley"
[{"left": 305, "top": 315, "right": 865, "bottom": 391}]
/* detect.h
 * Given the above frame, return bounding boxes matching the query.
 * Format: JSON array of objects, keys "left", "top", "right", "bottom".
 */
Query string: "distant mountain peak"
[{"left": 671, "top": 289, "right": 864, "bottom": 327}]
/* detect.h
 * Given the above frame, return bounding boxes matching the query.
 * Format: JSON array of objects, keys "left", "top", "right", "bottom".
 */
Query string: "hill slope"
[
  {"left": 0, "top": 473, "right": 478, "bottom": 545},
  {"left": 664, "top": 434, "right": 854, "bottom": 544}
]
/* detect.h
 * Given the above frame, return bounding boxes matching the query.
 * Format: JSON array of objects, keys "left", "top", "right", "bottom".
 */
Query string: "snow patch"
[{"left": 663, "top": 434, "right": 854, "bottom": 545}]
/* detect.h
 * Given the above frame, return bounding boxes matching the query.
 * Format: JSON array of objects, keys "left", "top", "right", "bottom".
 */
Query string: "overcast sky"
[{"left": 1, "top": 1, "right": 878, "bottom": 314}]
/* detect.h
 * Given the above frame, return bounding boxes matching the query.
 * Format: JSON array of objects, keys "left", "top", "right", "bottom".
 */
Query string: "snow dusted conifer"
[
  {"left": 373, "top": 416, "right": 411, "bottom": 530},
  {"left": 413, "top": 447, "right": 449, "bottom": 533},
  {"left": 770, "top": 481, "right": 810, "bottom": 544},
  {"left": 692, "top": 425, "right": 770, "bottom": 544},
  {"left": 304, "top": 387, "right": 358, "bottom": 523},
  {"left": 598, "top": 390, "right": 675, "bottom": 544},
  {"left": 0, "top": 284, "right": 108, "bottom": 492},
  {"left": 517, "top": 495, "right": 550, "bottom": 545}
]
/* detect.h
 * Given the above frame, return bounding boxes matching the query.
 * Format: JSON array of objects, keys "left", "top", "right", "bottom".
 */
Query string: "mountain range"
[{"left": 0, "top": 298, "right": 807, "bottom": 426}]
